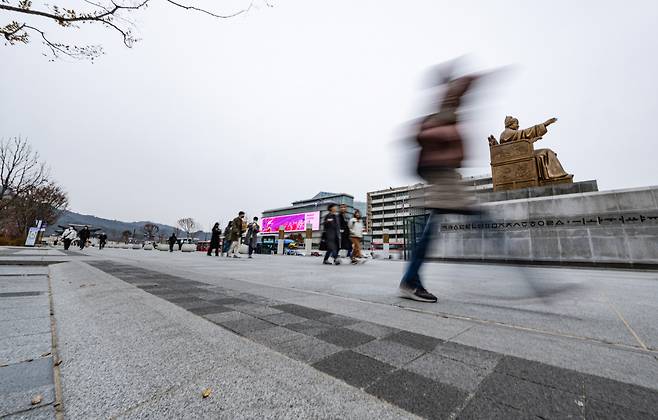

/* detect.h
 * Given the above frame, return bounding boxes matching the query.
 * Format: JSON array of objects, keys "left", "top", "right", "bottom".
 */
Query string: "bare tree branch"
[
  {"left": 165, "top": 0, "right": 255, "bottom": 19},
  {"left": 1, "top": 0, "right": 272, "bottom": 60}
]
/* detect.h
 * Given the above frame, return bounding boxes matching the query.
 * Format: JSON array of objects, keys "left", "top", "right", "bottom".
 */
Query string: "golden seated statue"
[{"left": 489, "top": 116, "right": 573, "bottom": 192}]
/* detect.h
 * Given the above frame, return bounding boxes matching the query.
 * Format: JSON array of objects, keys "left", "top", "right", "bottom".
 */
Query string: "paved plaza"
[{"left": 1, "top": 246, "right": 657, "bottom": 419}]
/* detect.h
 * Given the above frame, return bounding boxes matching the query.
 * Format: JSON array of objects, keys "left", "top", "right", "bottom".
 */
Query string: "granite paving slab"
[
  {"left": 316, "top": 327, "right": 376, "bottom": 348},
  {"left": 366, "top": 369, "right": 468, "bottom": 420},
  {"left": 477, "top": 372, "right": 584, "bottom": 419},
  {"left": 384, "top": 330, "right": 443, "bottom": 352},
  {"left": 456, "top": 395, "right": 535, "bottom": 420},
  {"left": 272, "top": 335, "right": 343, "bottom": 364},
  {"left": 313, "top": 350, "right": 395, "bottom": 388},
  {"left": 285, "top": 319, "right": 334, "bottom": 336},
  {"left": 355, "top": 339, "right": 426, "bottom": 368},
  {"left": 406, "top": 352, "right": 492, "bottom": 392}
]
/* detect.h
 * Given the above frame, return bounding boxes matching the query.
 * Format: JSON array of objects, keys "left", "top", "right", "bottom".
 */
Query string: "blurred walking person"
[
  {"left": 98, "top": 232, "right": 108, "bottom": 250},
  {"left": 168, "top": 233, "right": 177, "bottom": 252},
  {"left": 349, "top": 209, "right": 364, "bottom": 264},
  {"left": 245, "top": 217, "right": 260, "bottom": 258},
  {"left": 78, "top": 226, "right": 90, "bottom": 250},
  {"left": 222, "top": 221, "right": 233, "bottom": 256},
  {"left": 61, "top": 226, "right": 76, "bottom": 250},
  {"left": 338, "top": 204, "right": 352, "bottom": 261},
  {"left": 228, "top": 211, "right": 246, "bottom": 258},
  {"left": 207, "top": 222, "right": 221, "bottom": 256},
  {"left": 399, "top": 69, "right": 479, "bottom": 303},
  {"left": 321, "top": 204, "right": 341, "bottom": 265}
]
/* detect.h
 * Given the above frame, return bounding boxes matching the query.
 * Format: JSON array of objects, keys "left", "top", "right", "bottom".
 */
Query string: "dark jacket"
[
  {"left": 322, "top": 213, "right": 340, "bottom": 252},
  {"left": 229, "top": 217, "right": 244, "bottom": 242},
  {"left": 99, "top": 234, "right": 107, "bottom": 243},
  {"left": 245, "top": 222, "right": 260, "bottom": 247},
  {"left": 210, "top": 225, "right": 221, "bottom": 247},
  {"left": 78, "top": 228, "right": 90, "bottom": 242},
  {"left": 168, "top": 235, "right": 177, "bottom": 245},
  {"left": 338, "top": 213, "right": 351, "bottom": 250}
]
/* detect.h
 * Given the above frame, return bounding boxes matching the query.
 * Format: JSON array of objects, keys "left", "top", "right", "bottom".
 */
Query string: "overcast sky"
[{"left": 2, "top": 0, "right": 657, "bottom": 230}]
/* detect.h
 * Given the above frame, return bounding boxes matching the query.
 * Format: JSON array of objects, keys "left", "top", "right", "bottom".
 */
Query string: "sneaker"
[
  {"left": 248, "top": 255, "right": 253, "bottom": 259},
  {"left": 399, "top": 284, "right": 437, "bottom": 303},
  {"left": 232, "top": 255, "right": 240, "bottom": 259},
  {"left": 334, "top": 259, "right": 341, "bottom": 265},
  {"left": 323, "top": 261, "right": 332, "bottom": 265}
]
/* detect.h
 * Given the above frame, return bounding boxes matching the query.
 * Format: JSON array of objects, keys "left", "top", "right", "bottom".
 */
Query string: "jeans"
[
  {"left": 324, "top": 249, "right": 338, "bottom": 262},
  {"left": 401, "top": 211, "right": 437, "bottom": 290},
  {"left": 248, "top": 244, "right": 255, "bottom": 256}
]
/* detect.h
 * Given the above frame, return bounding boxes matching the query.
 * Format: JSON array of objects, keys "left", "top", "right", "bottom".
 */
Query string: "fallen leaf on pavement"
[
  {"left": 41, "top": 352, "right": 51, "bottom": 357},
  {"left": 31, "top": 395, "right": 43, "bottom": 405},
  {"left": 202, "top": 388, "right": 212, "bottom": 398},
  {"left": 54, "top": 360, "right": 62, "bottom": 366}
]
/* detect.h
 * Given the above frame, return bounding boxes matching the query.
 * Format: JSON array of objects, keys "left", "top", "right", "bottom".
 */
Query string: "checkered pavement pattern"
[{"left": 87, "top": 260, "right": 658, "bottom": 420}]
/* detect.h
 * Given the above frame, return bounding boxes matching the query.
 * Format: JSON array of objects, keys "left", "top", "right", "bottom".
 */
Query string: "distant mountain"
[{"left": 46, "top": 210, "right": 210, "bottom": 241}]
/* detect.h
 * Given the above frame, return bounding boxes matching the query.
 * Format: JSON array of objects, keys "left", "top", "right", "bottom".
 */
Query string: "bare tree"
[
  {"left": 177, "top": 217, "right": 197, "bottom": 238},
  {"left": 1, "top": 0, "right": 272, "bottom": 60},
  {"left": 120, "top": 229, "right": 131, "bottom": 243},
  {"left": 1, "top": 136, "right": 48, "bottom": 208},
  {"left": 142, "top": 222, "right": 159, "bottom": 241},
  {"left": 1, "top": 181, "right": 68, "bottom": 239},
  {"left": 0, "top": 136, "right": 59, "bottom": 241}
]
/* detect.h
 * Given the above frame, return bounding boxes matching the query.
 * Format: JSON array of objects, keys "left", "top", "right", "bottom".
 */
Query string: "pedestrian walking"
[
  {"left": 168, "top": 233, "right": 177, "bottom": 252},
  {"left": 338, "top": 204, "right": 352, "bottom": 260},
  {"left": 61, "top": 226, "right": 76, "bottom": 250},
  {"left": 222, "top": 221, "right": 233, "bottom": 256},
  {"left": 78, "top": 226, "right": 90, "bottom": 250},
  {"left": 399, "top": 69, "right": 479, "bottom": 303},
  {"left": 245, "top": 217, "right": 260, "bottom": 258},
  {"left": 228, "top": 211, "right": 246, "bottom": 258},
  {"left": 321, "top": 204, "right": 341, "bottom": 265},
  {"left": 207, "top": 223, "right": 221, "bottom": 256},
  {"left": 349, "top": 209, "right": 364, "bottom": 264},
  {"left": 98, "top": 232, "right": 108, "bottom": 250}
]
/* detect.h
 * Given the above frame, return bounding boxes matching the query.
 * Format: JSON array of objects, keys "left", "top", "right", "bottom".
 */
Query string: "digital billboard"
[{"left": 261, "top": 211, "right": 320, "bottom": 234}]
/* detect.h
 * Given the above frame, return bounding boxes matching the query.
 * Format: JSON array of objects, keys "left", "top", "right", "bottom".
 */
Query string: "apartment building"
[
  {"left": 366, "top": 175, "right": 493, "bottom": 249},
  {"left": 366, "top": 184, "right": 426, "bottom": 249}
]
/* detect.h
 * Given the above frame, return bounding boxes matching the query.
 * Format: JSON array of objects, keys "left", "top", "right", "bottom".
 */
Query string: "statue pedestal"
[{"left": 490, "top": 140, "right": 572, "bottom": 192}]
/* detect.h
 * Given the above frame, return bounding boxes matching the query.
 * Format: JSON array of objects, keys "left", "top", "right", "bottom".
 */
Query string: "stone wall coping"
[{"left": 480, "top": 185, "right": 658, "bottom": 208}]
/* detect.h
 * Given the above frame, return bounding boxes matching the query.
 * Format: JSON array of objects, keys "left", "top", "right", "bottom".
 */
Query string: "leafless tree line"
[{"left": 0, "top": 136, "right": 68, "bottom": 243}]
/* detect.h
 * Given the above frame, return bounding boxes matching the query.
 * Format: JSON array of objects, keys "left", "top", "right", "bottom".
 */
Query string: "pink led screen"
[{"left": 261, "top": 212, "right": 320, "bottom": 234}]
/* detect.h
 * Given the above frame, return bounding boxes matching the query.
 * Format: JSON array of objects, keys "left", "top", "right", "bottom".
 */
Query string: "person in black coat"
[
  {"left": 78, "top": 226, "right": 90, "bottom": 250},
  {"left": 322, "top": 204, "right": 341, "bottom": 265},
  {"left": 338, "top": 204, "right": 352, "bottom": 255},
  {"left": 168, "top": 233, "right": 177, "bottom": 252},
  {"left": 207, "top": 222, "right": 221, "bottom": 256},
  {"left": 98, "top": 232, "right": 108, "bottom": 250}
]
